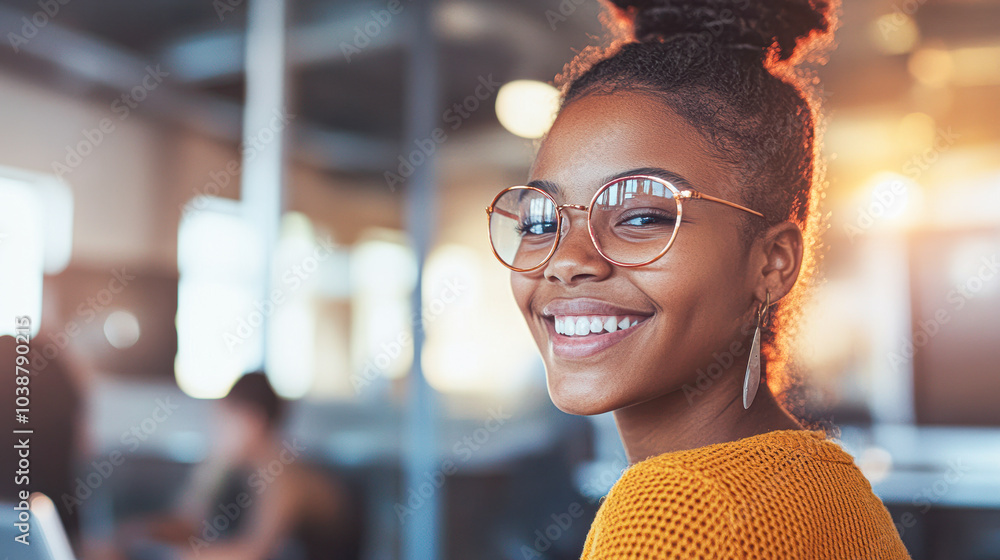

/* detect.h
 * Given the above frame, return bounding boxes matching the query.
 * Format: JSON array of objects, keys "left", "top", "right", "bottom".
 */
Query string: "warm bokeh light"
[
  {"left": 350, "top": 231, "right": 417, "bottom": 385},
  {"left": 824, "top": 112, "right": 900, "bottom": 162},
  {"left": 175, "top": 197, "right": 263, "bottom": 399},
  {"left": 856, "top": 446, "right": 894, "bottom": 484},
  {"left": 860, "top": 171, "right": 924, "bottom": 226},
  {"left": 949, "top": 44, "right": 1000, "bottom": 87},
  {"left": 104, "top": 309, "right": 141, "bottom": 349},
  {"left": 265, "top": 212, "right": 326, "bottom": 399},
  {"left": 0, "top": 175, "right": 43, "bottom": 337},
  {"left": 909, "top": 48, "right": 954, "bottom": 87},
  {"left": 36, "top": 175, "right": 74, "bottom": 275},
  {"left": 422, "top": 243, "right": 540, "bottom": 396},
  {"left": 495, "top": 79, "right": 561, "bottom": 139},
  {"left": 896, "top": 112, "right": 936, "bottom": 153},
  {"left": 870, "top": 13, "right": 919, "bottom": 55}
]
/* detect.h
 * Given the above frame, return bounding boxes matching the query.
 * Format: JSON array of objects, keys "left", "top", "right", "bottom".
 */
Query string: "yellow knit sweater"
[{"left": 580, "top": 429, "right": 911, "bottom": 559}]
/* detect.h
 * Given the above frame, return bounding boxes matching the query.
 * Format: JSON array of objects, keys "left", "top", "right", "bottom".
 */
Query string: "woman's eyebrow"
[{"left": 524, "top": 179, "right": 562, "bottom": 196}]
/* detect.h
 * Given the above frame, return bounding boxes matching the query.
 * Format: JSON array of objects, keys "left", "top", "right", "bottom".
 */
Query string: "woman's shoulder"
[
  {"left": 580, "top": 429, "right": 911, "bottom": 559},
  {"left": 613, "top": 428, "right": 868, "bottom": 520},
  {"left": 602, "top": 429, "right": 855, "bottom": 516}
]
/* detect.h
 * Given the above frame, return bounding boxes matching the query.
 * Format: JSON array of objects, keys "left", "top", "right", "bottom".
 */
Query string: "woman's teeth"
[{"left": 553, "top": 316, "right": 642, "bottom": 336}]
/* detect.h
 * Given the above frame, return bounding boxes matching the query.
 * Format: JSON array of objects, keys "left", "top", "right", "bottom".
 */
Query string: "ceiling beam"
[
  {"left": 0, "top": 3, "right": 394, "bottom": 173},
  {"left": 159, "top": 0, "right": 559, "bottom": 85}
]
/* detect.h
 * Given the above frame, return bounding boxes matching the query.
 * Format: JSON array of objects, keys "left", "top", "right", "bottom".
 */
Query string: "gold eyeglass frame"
[{"left": 485, "top": 174, "right": 765, "bottom": 272}]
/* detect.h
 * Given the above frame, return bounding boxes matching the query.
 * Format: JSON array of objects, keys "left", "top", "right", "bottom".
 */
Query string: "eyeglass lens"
[{"left": 489, "top": 177, "right": 679, "bottom": 270}]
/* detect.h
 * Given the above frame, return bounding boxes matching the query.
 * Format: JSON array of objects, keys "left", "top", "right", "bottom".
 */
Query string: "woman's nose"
[{"left": 542, "top": 209, "right": 613, "bottom": 284}]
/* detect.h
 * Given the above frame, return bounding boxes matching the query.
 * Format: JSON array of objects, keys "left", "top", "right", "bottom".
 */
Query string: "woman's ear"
[{"left": 752, "top": 221, "right": 804, "bottom": 303}]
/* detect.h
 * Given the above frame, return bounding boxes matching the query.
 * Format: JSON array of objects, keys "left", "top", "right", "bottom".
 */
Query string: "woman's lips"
[
  {"left": 541, "top": 298, "right": 651, "bottom": 318},
  {"left": 544, "top": 314, "right": 650, "bottom": 360}
]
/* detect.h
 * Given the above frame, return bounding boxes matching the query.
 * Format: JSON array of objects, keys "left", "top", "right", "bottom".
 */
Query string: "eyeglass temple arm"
[
  {"left": 488, "top": 192, "right": 764, "bottom": 220},
  {"left": 487, "top": 207, "right": 519, "bottom": 220},
  {"left": 681, "top": 190, "right": 765, "bottom": 218}
]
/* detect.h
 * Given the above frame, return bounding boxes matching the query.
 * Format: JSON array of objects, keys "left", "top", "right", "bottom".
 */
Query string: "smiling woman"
[{"left": 486, "top": 0, "right": 912, "bottom": 558}]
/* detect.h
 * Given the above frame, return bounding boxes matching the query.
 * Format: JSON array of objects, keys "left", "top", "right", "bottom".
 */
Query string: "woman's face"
[{"left": 511, "top": 91, "right": 759, "bottom": 415}]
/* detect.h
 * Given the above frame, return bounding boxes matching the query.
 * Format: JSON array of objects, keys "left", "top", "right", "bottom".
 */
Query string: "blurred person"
[
  {"left": 484, "top": 0, "right": 911, "bottom": 558},
  {"left": 117, "top": 372, "right": 360, "bottom": 560}
]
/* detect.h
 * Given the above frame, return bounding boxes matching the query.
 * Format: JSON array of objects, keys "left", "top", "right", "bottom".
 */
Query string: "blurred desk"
[{"left": 837, "top": 424, "right": 1000, "bottom": 509}]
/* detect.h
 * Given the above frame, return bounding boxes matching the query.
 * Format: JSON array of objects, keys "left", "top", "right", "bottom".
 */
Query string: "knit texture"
[{"left": 580, "top": 429, "right": 911, "bottom": 559}]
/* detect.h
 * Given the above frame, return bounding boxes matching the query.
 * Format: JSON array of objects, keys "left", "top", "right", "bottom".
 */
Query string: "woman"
[
  {"left": 116, "top": 373, "right": 360, "bottom": 560},
  {"left": 485, "top": 0, "right": 912, "bottom": 557}
]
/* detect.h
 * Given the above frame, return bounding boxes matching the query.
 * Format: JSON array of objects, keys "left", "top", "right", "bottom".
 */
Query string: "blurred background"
[{"left": 0, "top": 0, "right": 998, "bottom": 558}]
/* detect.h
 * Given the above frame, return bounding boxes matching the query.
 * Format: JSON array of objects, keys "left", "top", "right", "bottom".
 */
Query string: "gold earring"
[{"left": 743, "top": 290, "right": 771, "bottom": 409}]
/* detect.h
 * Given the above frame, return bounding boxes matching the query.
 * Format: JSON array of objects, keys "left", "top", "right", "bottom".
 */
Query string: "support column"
[
  {"left": 241, "top": 0, "right": 289, "bottom": 370},
  {"left": 402, "top": 0, "right": 441, "bottom": 558}
]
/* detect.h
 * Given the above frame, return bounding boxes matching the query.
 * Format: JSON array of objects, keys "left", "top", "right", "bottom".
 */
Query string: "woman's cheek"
[{"left": 509, "top": 274, "right": 537, "bottom": 323}]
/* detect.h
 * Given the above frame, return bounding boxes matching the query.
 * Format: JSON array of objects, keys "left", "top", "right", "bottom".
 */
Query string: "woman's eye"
[
  {"left": 517, "top": 220, "right": 558, "bottom": 235},
  {"left": 619, "top": 213, "right": 675, "bottom": 227}
]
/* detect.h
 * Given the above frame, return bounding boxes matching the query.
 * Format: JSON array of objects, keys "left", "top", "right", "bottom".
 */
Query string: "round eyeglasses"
[{"left": 485, "top": 174, "right": 765, "bottom": 272}]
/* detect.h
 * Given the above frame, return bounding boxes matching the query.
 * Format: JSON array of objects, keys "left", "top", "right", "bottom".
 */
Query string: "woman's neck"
[{"left": 612, "top": 366, "right": 803, "bottom": 465}]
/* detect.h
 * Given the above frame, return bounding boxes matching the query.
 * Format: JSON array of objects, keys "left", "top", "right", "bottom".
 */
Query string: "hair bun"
[{"left": 607, "top": 0, "right": 832, "bottom": 61}]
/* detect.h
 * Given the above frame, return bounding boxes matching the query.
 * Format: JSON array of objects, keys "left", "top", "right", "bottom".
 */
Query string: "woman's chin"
[{"left": 545, "top": 367, "right": 623, "bottom": 416}]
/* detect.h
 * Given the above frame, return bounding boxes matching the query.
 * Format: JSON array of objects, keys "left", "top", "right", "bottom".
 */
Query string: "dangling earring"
[{"left": 743, "top": 290, "right": 771, "bottom": 410}]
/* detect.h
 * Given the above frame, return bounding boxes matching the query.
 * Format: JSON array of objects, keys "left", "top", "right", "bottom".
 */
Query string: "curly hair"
[{"left": 551, "top": 0, "right": 838, "bottom": 413}]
